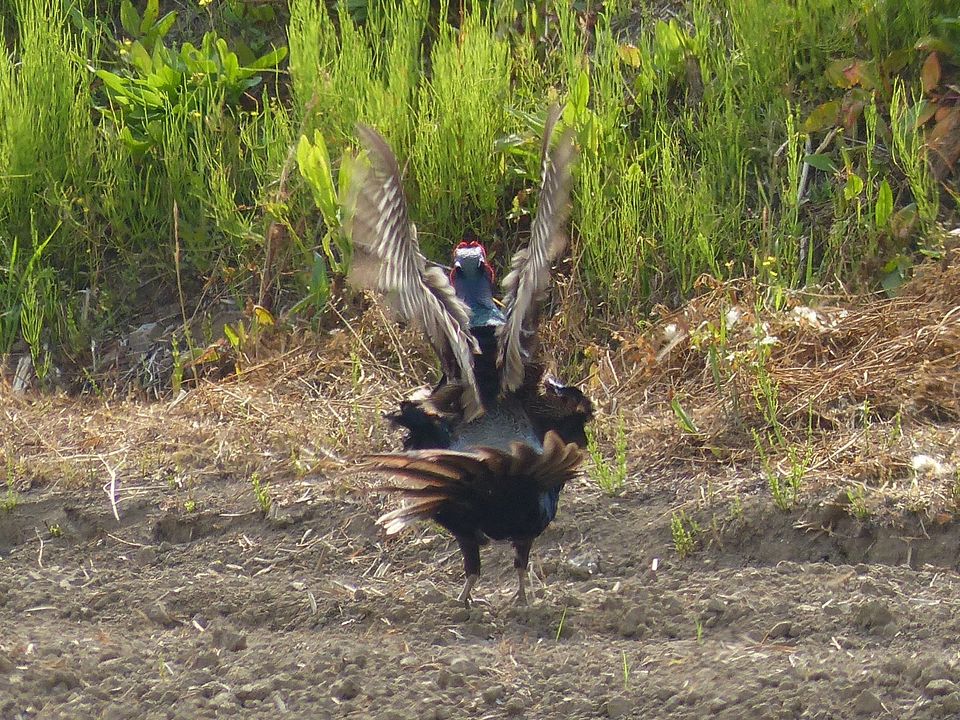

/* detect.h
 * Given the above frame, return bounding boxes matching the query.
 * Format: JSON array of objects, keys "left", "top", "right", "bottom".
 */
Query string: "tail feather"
[
  {"left": 366, "top": 431, "right": 583, "bottom": 534},
  {"left": 377, "top": 495, "right": 447, "bottom": 535}
]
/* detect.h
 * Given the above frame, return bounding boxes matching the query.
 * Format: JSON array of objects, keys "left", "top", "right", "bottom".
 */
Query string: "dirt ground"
[
  {"left": 3, "top": 444, "right": 960, "bottom": 720},
  {"left": 2, "top": 264, "right": 960, "bottom": 719}
]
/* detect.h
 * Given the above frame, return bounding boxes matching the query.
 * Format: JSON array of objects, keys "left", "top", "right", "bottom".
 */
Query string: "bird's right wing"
[
  {"left": 497, "top": 106, "right": 577, "bottom": 394},
  {"left": 345, "top": 125, "right": 482, "bottom": 421}
]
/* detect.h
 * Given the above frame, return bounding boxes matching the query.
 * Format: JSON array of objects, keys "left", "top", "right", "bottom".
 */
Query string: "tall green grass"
[{"left": 0, "top": 0, "right": 952, "bottom": 371}]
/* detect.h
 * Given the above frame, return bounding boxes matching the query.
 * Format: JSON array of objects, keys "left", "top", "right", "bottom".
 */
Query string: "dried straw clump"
[{"left": 588, "top": 260, "right": 960, "bottom": 431}]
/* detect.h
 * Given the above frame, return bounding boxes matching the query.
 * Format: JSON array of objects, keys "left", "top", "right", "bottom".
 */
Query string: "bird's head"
[{"left": 450, "top": 238, "right": 495, "bottom": 288}]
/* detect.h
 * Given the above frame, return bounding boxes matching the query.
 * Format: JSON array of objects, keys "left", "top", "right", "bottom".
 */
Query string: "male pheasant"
[{"left": 346, "top": 106, "right": 593, "bottom": 605}]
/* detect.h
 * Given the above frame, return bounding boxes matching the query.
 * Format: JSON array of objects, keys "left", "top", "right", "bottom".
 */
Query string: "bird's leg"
[
  {"left": 512, "top": 540, "right": 533, "bottom": 606},
  {"left": 455, "top": 535, "right": 481, "bottom": 608},
  {"left": 457, "top": 574, "right": 479, "bottom": 607}
]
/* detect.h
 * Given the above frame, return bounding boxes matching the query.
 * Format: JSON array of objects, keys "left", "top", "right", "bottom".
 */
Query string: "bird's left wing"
[
  {"left": 497, "top": 106, "right": 577, "bottom": 394},
  {"left": 346, "top": 125, "right": 483, "bottom": 422}
]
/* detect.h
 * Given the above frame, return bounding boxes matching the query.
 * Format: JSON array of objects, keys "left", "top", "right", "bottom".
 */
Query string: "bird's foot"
[
  {"left": 457, "top": 574, "right": 479, "bottom": 608},
  {"left": 514, "top": 568, "right": 528, "bottom": 606}
]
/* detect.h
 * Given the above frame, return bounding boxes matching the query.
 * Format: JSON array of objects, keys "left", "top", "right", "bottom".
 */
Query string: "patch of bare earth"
[{"left": 1, "top": 262, "right": 959, "bottom": 719}]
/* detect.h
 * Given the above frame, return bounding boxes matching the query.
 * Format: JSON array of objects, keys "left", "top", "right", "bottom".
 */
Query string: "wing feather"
[
  {"left": 346, "top": 125, "right": 483, "bottom": 421},
  {"left": 497, "top": 106, "right": 577, "bottom": 394}
]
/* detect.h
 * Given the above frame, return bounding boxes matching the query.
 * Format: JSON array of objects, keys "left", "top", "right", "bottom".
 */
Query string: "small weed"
[
  {"left": 753, "top": 430, "right": 811, "bottom": 512},
  {"left": 671, "top": 510, "right": 700, "bottom": 559},
  {"left": 846, "top": 486, "right": 870, "bottom": 520},
  {"left": 729, "top": 495, "right": 744, "bottom": 522},
  {"left": 670, "top": 395, "right": 700, "bottom": 437},
  {"left": 621, "top": 650, "right": 630, "bottom": 690},
  {"left": 47, "top": 523, "right": 62, "bottom": 538},
  {"left": 250, "top": 472, "right": 271, "bottom": 515},
  {"left": 750, "top": 321, "right": 784, "bottom": 446},
  {"left": 555, "top": 606, "right": 568, "bottom": 642},
  {"left": 586, "top": 414, "right": 628, "bottom": 496},
  {"left": 952, "top": 470, "right": 960, "bottom": 510},
  {"left": 695, "top": 618, "right": 704, "bottom": 644},
  {"left": 184, "top": 498, "right": 197, "bottom": 513},
  {"left": 1, "top": 484, "right": 19, "bottom": 512}
]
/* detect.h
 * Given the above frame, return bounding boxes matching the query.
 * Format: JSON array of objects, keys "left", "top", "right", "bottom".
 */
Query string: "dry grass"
[
  {"left": 1, "top": 261, "right": 958, "bottom": 526},
  {"left": 576, "top": 259, "right": 960, "bottom": 522}
]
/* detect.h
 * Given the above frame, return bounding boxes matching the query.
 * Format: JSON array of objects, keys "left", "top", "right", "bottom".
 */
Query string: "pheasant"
[{"left": 346, "top": 106, "right": 593, "bottom": 605}]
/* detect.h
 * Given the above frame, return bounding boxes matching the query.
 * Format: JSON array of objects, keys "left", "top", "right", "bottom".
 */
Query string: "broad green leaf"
[
  {"left": 843, "top": 172, "right": 864, "bottom": 201},
  {"left": 222, "top": 51, "right": 240, "bottom": 82},
  {"left": 223, "top": 323, "right": 241, "bottom": 350},
  {"left": 802, "top": 100, "right": 840, "bottom": 132},
  {"left": 153, "top": 12, "right": 177, "bottom": 41},
  {"left": 127, "top": 41, "right": 152, "bottom": 74},
  {"left": 120, "top": 0, "right": 141, "bottom": 37},
  {"left": 875, "top": 179, "right": 893, "bottom": 227},
  {"left": 804, "top": 153, "right": 836, "bottom": 173},
  {"left": 119, "top": 126, "right": 152, "bottom": 153},
  {"left": 297, "top": 133, "right": 338, "bottom": 228},
  {"left": 96, "top": 69, "right": 135, "bottom": 97},
  {"left": 249, "top": 46, "right": 288, "bottom": 70},
  {"left": 141, "top": 0, "right": 159, "bottom": 33}
]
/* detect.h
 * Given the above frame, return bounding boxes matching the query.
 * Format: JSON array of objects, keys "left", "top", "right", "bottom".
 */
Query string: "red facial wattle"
[{"left": 451, "top": 240, "right": 495, "bottom": 284}]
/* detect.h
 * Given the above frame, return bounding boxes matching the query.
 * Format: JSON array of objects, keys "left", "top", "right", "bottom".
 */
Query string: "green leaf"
[
  {"left": 96, "top": 69, "right": 135, "bottom": 97},
  {"left": 802, "top": 100, "right": 840, "bottom": 133},
  {"left": 843, "top": 172, "right": 864, "bottom": 201},
  {"left": 804, "top": 153, "right": 836, "bottom": 173},
  {"left": 223, "top": 323, "right": 239, "bottom": 350},
  {"left": 119, "top": 126, "right": 152, "bottom": 154},
  {"left": 153, "top": 11, "right": 177, "bottom": 41},
  {"left": 248, "top": 45, "right": 288, "bottom": 70},
  {"left": 670, "top": 396, "right": 699, "bottom": 435},
  {"left": 127, "top": 40, "right": 152, "bottom": 74},
  {"left": 297, "top": 133, "right": 338, "bottom": 229},
  {"left": 570, "top": 70, "right": 590, "bottom": 118},
  {"left": 875, "top": 179, "right": 893, "bottom": 227},
  {"left": 618, "top": 43, "right": 642, "bottom": 68},
  {"left": 120, "top": 0, "right": 141, "bottom": 37},
  {"left": 141, "top": 0, "right": 159, "bottom": 33}
]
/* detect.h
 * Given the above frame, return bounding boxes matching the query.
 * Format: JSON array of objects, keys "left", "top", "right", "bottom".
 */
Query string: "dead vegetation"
[{"left": 1, "top": 261, "right": 958, "bottom": 531}]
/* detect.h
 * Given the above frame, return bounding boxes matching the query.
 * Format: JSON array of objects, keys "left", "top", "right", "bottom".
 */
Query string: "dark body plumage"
[{"left": 347, "top": 106, "right": 593, "bottom": 605}]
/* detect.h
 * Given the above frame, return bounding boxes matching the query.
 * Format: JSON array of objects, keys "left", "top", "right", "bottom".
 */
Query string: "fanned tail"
[{"left": 365, "top": 431, "right": 583, "bottom": 535}]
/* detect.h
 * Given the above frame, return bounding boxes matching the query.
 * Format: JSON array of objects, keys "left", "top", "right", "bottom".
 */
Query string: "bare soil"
[
  {"left": 2, "top": 263, "right": 959, "bottom": 719},
  {"left": 3, "top": 454, "right": 960, "bottom": 720}
]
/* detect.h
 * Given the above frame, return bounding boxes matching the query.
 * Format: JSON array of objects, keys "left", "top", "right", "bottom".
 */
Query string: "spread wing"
[
  {"left": 345, "top": 125, "right": 483, "bottom": 421},
  {"left": 497, "top": 106, "right": 577, "bottom": 394}
]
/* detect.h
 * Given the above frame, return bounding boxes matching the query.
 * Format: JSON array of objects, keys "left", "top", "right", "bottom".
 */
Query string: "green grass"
[
  {"left": 0, "top": 0, "right": 954, "bottom": 373},
  {"left": 587, "top": 412, "right": 629, "bottom": 496}
]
